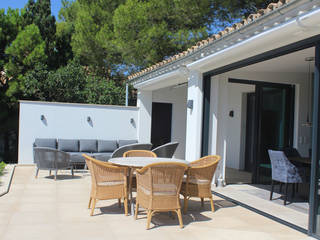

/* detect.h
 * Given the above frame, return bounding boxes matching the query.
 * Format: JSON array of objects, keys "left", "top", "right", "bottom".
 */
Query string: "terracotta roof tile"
[{"left": 128, "top": 0, "right": 292, "bottom": 81}]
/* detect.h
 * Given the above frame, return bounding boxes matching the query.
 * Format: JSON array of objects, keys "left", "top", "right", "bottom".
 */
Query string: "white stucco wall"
[
  {"left": 18, "top": 101, "right": 139, "bottom": 164},
  {"left": 210, "top": 71, "right": 310, "bottom": 173},
  {"left": 152, "top": 85, "right": 187, "bottom": 159}
]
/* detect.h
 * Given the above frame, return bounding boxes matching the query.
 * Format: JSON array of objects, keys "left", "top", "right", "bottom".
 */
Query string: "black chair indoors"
[
  {"left": 268, "top": 149, "right": 304, "bottom": 205},
  {"left": 151, "top": 142, "right": 179, "bottom": 158}
]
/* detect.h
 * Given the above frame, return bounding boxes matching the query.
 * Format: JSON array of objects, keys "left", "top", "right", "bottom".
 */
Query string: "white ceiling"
[{"left": 238, "top": 47, "right": 315, "bottom": 73}]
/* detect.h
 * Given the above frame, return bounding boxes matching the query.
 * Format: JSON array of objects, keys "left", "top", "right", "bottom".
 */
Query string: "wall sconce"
[
  {"left": 130, "top": 118, "right": 134, "bottom": 124},
  {"left": 40, "top": 115, "right": 45, "bottom": 121},
  {"left": 229, "top": 110, "right": 234, "bottom": 118},
  {"left": 187, "top": 100, "right": 193, "bottom": 110},
  {"left": 87, "top": 116, "right": 91, "bottom": 122}
]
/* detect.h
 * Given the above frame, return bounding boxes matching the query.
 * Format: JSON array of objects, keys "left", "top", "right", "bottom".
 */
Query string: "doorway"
[
  {"left": 151, "top": 102, "right": 172, "bottom": 148},
  {"left": 243, "top": 83, "right": 295, "bottom": 183}
]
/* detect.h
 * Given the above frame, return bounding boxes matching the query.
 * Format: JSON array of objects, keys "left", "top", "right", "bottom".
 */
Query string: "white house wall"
[
  {"left": 210, "top": 70, "right": 310, "bottom": 174},
  {"left": 152, "top": 86, "right": 187, "bottom": 159},
  {"left": 19, "top": 101, "right": 138, "bottom": 164}
]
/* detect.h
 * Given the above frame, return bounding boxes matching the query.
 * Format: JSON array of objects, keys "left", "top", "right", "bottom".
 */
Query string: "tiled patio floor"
[{"left": 0, "top": 166, "right": 314, "bottom": 240}]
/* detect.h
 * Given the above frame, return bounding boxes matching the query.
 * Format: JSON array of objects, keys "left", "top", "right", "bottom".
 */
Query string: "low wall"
[{"left": 18, "top": 101, "right": 139, "bottom": 164}]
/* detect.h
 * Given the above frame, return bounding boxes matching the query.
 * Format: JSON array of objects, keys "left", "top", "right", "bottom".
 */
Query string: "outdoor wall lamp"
[
  {"left": 87, "top": 116, "right": 91, "bottom": 122},
  {"left": 40, "top": 115, "right": 45, "bottom": 121},
  {"left": 187, "top": 100, "right": 193, "bottom": 110},
  {"left": 130, "top": 118, "right": 134, "bottom": 124}
]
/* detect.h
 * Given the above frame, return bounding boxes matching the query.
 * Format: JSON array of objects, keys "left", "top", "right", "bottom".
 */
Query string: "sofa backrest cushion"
[
  {"left": 118, "top": 140, "right": 138, "bottom": 147},
  {"left": 58, "top": 139, "right": 79, "bottom": 152},
  {"left": 34, "top": 138, "right": 57, "bottom": 149},
  {"left": 98, "top": 140, "right": 117, "bottom": 152},
  {"left": 79, "top": 139, "right": 97, "bottom": 152}
]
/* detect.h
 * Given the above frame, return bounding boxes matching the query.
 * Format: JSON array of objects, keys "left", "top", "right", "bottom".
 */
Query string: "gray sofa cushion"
[
  {"left": 68, "top": 152, "right": 88, "bottom": 163},
  {"left": 92, "top": 152, "right": 113, "bottom": 162},
  {"left": 98, "top": 140, "right": 117, "bottom": 152},
  {"left": 79, "top": 139, "right": 97, "bottom": 152},
  {"left": 118, "top": 140, "right": 138, "bottom": 147},
  {"left": 34, "top": 138, "right": 57, "bottom": 149},
  {"left": 58, "top": 139, "right": 79, "bottom": 152}
]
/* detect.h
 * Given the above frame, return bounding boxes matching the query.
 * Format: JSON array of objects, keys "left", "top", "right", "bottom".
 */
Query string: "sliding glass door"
[{"left": 253, "top": 83, "right": 294, "bottom": 183}]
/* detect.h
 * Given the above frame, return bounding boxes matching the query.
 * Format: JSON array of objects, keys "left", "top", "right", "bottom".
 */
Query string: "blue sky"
[{"left": 0, "top": 0, "right": 62, "bottom": 19}]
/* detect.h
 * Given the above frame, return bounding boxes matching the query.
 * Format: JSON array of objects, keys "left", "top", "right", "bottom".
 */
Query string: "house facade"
[{"left": 128, "top": 0, "right": 320, "bottom": 237}]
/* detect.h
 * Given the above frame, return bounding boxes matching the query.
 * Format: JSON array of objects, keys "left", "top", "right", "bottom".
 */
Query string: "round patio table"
[{"left": 109, "top": 157, "right": 189, "bottom": 216}]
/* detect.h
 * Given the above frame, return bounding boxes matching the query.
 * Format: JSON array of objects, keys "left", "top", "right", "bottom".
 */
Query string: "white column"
[
  {"left": 137, "top": 90, "right": 152, "bottom": 143},
  {"left": 185, "top": 70, "right": 203, "bottom": 162},
  {"left": 210, "top": 76, "right": 229, "bottom": 186}
]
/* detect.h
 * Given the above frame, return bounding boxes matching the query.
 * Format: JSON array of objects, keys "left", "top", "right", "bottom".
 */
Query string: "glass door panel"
[{"left": 255, "top": 84, "right": 294, "bottom": 183}]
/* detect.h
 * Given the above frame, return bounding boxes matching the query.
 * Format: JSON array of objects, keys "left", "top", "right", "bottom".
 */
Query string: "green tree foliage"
[
  {"left": 85, "top": 76, "right": 125, "bottom": 105},
  {"left": 5, "top": 24, "right": 46, "bottom": 77},
  {"left": 24, "top": 0, "right": 56, "bottom": 67},
  {"left": 23, "top": 60, "right": 86, "bottom": 103},
  {"left": 22, "top": 60, "right": 125, "bottom": 105},
  {"left": 0, "top": 8, "right": 24, "bottom": 69},
  {"left": 69, "top": 0, "right": 125, "bottom": 76},
  {"left": 113, "top": 0, "right": 276, "bottom": 69},
  {"left": 113, "top": 0, "right": 212, "bottom": 68},
  {"left": 4, "top": 24, "right": 46, "bottom": 102}
]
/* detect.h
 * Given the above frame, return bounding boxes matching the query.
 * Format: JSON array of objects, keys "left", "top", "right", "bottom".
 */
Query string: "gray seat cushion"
[
  {"left": 34, "top": 138, "right": 57, "bottom": 149},
  {"left": 79, "top": 139, "right": 97, "bottom": 152},
  {"left": 68, "top": 152, "right": 89, "bottom": 163},
  {"left": 97, "top": 140, "right": 117, "bottom": 152},
  {"left": 58, "top": 139, "right": 79, "bottom": 152},
  {"left": 118, "top": 140, "right": 138, "bottom": 147},
  {"left": 92, "top": 152, "right": 113, "bottom": 162}
]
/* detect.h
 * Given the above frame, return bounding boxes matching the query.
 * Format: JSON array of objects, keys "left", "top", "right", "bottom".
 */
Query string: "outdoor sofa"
[{"left": 33, "top": 138, "right": 141, "bottom": 165}]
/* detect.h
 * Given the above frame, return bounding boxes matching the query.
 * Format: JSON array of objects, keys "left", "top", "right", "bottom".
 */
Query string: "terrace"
[{"left": 0, "top": 166, "right": 312, "bottom": 240}]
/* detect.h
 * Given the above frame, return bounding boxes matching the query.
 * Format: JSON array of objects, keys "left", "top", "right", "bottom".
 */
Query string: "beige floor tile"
[
  {"left": 0, "top": 166, "right": 312, "bottom": 240},
  {"left": 2, "top": 224, "right": 57, "bottom": 240}
]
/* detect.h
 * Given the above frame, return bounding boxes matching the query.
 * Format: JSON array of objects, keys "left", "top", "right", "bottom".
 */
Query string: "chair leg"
[
  {"left": 49, "top": 170, "right": 51, "bottom": 176},
  {"left": 201, "top": 198, "right": 204, "bottom": 207},
  {"left": 124, "top": 197, "right": 128, "bottom": 216},
  {"left": 146, "top": 210, "right": 152, "bottom": 229},
  {"left": 90, "top": 198, "right": 96, "bottom": 216},
  {"left": 54, "top": 169, "right": 58, "bottom": 181},
  {"left": 183, "top": 196, "right": 188, "bottom": 214},
  {"left": 176, "top": 209, "right": 184, "bottom": 228},
  {"left": 71, "top": 167, "right": 74, "bottom": 177},
  {"left": 284, "top": 183, "right": 288, "bottom": 205},
  {"left": 134, "top": 202, "right": 139, "bottom": 219},
  {"left": 291, "top": 183, "right": 295, "bottom": 198},
  {"left": 210, "top": 197, "right": 215, "bottom": 212},
  {"left": 270, "top": 180, "right": 274, "bottom": 200},
  {"left": 35, "top": 168, "right": 39, "bottom": 178},
  {"left": 279, "top": 182, "right": 283, "bottom": 193},
  {"left": 88, "top": 197, "right": 92, "bottom": 209},
  {"left": 118, "top": 199, "right": 121, "bottom": 208}
]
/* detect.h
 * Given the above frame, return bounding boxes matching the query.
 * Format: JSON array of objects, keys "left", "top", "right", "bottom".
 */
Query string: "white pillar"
[
  {"left": 137, "top": 90, "right": 152, "bottom": 143},
  {"left": 212, "top": 76, "right": 228, "bottom": 186},
  {"left": 185, "top": 70, "right": 203, "bottom": 162}
]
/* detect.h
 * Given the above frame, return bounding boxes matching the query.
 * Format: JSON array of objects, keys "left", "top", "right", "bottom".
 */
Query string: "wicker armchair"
[
  {"left": 180, "top": 155, "right": 221, "bottom": 214},
  {"left": 123, "top": 150, "right": 157, "bottom": 158},
  {"left": 82, "top": 154, "right": 129, "bottom": 216},
  {"left": 135, "top": 162, "right": 188, "bottom": 229}
]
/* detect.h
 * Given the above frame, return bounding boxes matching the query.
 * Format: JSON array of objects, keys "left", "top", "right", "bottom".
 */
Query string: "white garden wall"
[{"left": 18, "top": 101, "right": 139, "bottom": 164}]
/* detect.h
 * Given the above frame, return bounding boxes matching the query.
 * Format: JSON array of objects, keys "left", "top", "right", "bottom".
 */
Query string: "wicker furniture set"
[{"left": 84, "top": 149, "right": 221, "bottom": 230}]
